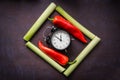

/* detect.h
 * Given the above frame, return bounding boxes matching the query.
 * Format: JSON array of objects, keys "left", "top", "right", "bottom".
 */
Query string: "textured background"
[{"left": 0, "top": 0, "right": 120, "bottom": 80}]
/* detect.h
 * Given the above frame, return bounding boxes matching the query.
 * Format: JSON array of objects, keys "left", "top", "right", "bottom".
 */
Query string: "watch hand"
[
  {"left": 55, "top": 36, "right": 62, "bottom": 41},
  {"left": 60, "top": 35, "right": 62, "bottom": 41}
]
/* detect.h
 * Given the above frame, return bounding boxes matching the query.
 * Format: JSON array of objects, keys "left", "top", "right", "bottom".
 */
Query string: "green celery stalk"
[
  {"left": 23, "top": 2, "right": 56, "bottom": 41},
  {"left": 26, "top": 41, "right": 65, "bottom": 72},
  {"left": 56, "top": 6, "right": 95, "bottom": 40},
  {"left": 63, "top": 36, "right": 101, "bottom": 77}
]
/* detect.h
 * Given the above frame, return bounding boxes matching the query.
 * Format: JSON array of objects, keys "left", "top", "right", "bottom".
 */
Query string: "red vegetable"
[
  {"left": 49, "top": 15, "right": 87, "bottom": 43},
  {"left": 38, "top": 41, "right": 69, "bottom": 66}
]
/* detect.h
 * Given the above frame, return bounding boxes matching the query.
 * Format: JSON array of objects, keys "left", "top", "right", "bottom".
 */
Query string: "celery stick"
[
  {"left": 26, "top": 41, "right": 65, "bottom": 72},
  {"left": 23, "top": 2, "right": 56, "bottom": 41},
  {"left": 63, "top": 36, "right": 100, "bottom": 77},
  {"left": 56, "top": 6, "right": 95, "bottom": 40}
]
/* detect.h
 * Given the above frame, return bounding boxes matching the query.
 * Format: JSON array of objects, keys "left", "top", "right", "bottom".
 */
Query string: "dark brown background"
[{"left": 0, "top": 0, "right": 120, "bottom": 80}]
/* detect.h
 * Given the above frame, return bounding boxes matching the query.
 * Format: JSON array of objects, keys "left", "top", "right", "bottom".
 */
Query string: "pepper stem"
[
  {"left": 48, "top": 18, "right": 54, "bottom": 21},
  {"left": 68, "top": 60, "right": 77, "bottom": 65}
]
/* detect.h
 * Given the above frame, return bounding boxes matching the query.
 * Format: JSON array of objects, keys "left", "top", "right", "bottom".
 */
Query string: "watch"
[{"left": 51, "top": 30, "right": 71, "bottom": 50}]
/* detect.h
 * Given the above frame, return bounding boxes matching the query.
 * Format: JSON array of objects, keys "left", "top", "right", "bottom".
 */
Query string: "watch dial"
[{"left": 51, "top": 30, "right": 70, "bottom": 50}]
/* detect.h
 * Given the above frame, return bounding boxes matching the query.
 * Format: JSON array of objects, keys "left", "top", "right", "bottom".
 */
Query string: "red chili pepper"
[
  {"left": 38, "top": 41, "right": 69, "bottom": 66},
  {"left": 48, "top": 15, "right": 87, "bottom": 43}
]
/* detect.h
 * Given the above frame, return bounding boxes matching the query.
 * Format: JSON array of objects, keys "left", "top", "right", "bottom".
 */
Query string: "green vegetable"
[
  {"left": 63, "top": 36, "right": 101, "bottom": 76},
  {"left": 56, "top": 6, "right": 95, "bottom": 40},
  {"left": 25, "top": 41, "right": 65, "bottom": 72},
  {"left": 23, "top": 2, "right": 56, "bottom": 41}
]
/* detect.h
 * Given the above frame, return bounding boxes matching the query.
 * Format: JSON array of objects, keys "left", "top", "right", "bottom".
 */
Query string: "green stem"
[
  {"left": 68, "top": 60, "right": 77, "bottom": 65},
  {"left": 48, "top": 18, "right": 54, "bottom": 21}
]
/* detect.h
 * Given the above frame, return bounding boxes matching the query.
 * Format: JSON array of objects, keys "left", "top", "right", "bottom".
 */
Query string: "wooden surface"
[{"left": 0, "top": 0, "right": 120, "bottom": 80}]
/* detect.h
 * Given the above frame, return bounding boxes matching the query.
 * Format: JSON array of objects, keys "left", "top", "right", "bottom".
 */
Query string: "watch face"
[{"left": 51, "top": 30, "right": 71, "bottom": 50}]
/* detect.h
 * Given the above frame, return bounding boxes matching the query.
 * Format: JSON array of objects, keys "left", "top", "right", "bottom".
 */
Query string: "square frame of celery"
[{"left": 23, "top": 3, "right": 101, "bottom": 77}]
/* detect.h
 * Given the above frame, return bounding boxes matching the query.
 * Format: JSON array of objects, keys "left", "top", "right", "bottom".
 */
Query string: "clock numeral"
[
  {"left": 59, "top": 46, "right": 61, "bottom": 49},
  {"left": 53, "top": 42, "right": 56, "bottom": 44}
]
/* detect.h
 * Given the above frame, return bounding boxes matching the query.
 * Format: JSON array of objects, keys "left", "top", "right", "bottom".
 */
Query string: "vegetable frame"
[{"left": 23, "top": 2, "right": 101, "bottom": 77}]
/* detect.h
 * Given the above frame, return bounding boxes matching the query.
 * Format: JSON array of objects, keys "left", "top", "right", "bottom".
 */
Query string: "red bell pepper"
[
  {"left": 48, "top": 15, "right": 87, "bottom": 43},
  {"left": 38, "top": 41, "right": 69, "bottom": 66}
]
